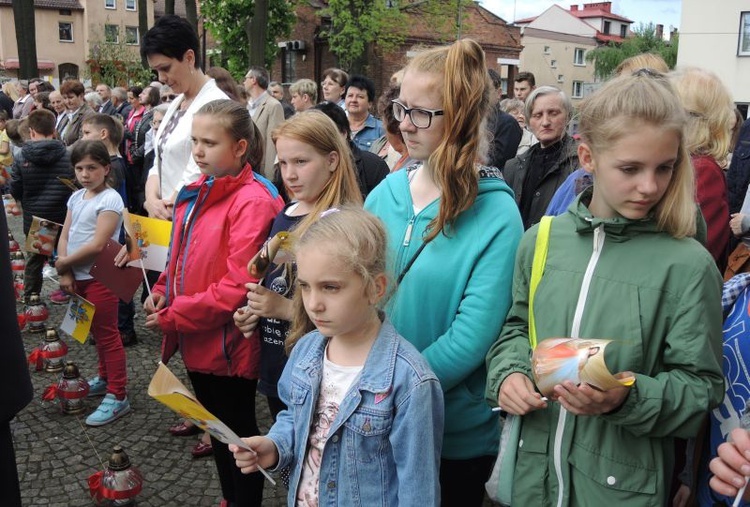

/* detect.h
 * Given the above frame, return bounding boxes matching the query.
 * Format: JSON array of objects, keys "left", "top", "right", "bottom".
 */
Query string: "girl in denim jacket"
[{"left": 230, "top": 207, "right": 444, "bottom": 505}]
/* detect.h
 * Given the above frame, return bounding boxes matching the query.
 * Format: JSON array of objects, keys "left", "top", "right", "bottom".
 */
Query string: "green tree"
[
  {"left": 586, "top": 23, "right": 679, "bottom": 80},
  {"left": 13, "top": 0, "right": 38, "bottom": 79},
  {"left": 322, "top": 0, "right": 471, "bottom": 74},
  {"left": 322, "top": 0, "right": 406, "bottom": 73},
  {"left": 201, "top": 0, "right": 295, "bottom": 78},
  {"left": 85, "top": 29, "right": 154, "bottom": 86}
]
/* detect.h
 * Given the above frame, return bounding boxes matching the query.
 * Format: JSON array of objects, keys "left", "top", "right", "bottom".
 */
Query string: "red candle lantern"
[
  {"left": 10, "top": 251, "right": 25, "bottom": 278},
  {"left": 42, "top": 362, "right": 89, "bottom": 414},
  {"left": 28, "top": 328, "right": 68, "bottom": 373},
  {"left": 24, "top": 293, "right": 49, "bottom": 333},
  {"left": 88, "top": 446, "right": 144, "bottom": 506}
]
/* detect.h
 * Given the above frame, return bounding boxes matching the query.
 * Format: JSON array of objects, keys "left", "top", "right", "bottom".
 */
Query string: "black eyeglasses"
[
  {"left": 161, "top": 94, "right": 177, "bottom": 103},
  {"left": 392, "top": 100, "right": 444, "bottom": 129}
]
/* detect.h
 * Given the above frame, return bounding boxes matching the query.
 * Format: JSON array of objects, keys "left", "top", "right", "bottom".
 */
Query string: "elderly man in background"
[
  {"left": 243, "top": 66, "right": 285, "bottom": 179},
  {"left": 268, "top": 81, "right": 295, "bottom": 119},
  {"left": 49, "top": 91, "right": 67, "bottom": 133},
  {"left": 12, "top": 81, "right": 33, "bottom": 119},
  {"left": 111, "top": 87, "right": 132, "bottom": 122},
  {"left": 504, "top": 86, "right": 579, "bottom": 229},
  {"left": 96, "top": 84, "right": 116, "bottom": 115}
]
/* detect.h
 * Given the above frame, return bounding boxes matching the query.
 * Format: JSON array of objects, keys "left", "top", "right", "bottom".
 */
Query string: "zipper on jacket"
[
  {"left": 403, "top": 216, "right": 415, "bottom": 247},
  {"left": 554, "top": 224, "right": 606, "bottom": 507}
]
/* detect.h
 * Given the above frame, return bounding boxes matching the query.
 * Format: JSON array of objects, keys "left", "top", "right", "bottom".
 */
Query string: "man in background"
[
  {"left": 244, "top": 67, "right": 285, "bottom": 179},
  {"left": 513, "top": 71, "right": 536, "bottom": 102}
]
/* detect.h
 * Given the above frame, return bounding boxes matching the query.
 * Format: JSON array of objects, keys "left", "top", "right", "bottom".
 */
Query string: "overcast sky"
[{"left": 480, "top": 0, "right": 682, "bottom": 31}]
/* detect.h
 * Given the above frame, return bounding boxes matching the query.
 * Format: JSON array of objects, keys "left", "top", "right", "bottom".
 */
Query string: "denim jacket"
[
  {"left": 351, "top": 113, "right": 385, "bottom": 152},
  {"left": 267, "top": 319, "right": 444, "bottom": 506}
]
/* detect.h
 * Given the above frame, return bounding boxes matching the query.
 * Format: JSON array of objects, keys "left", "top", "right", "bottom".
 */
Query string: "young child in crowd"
[
  {"left": 79, "top": 113, "right": 136, "bottom": 346},
  {"left": 6, "top": 118, "right": 27, "bottom": 165},
  {"left": 56, "top": 140, "right": 129, "bottom": 427},
  {"left": 9, "top": 109, "right": 74, "bottom": 303},
  {"left": 81, "top": 114, "right": 128, "bottom": 205},
  {"left": 143, "top": 99, "right": 282, "bottom": 507},
  {"left": 233, "top": 111, "right": 362, "bottom": 420},
  {"left": 486, "top": 70, "right": 724, "bottom": 505},
  {"left": 230, "top": 206, "right": 444, "bottom": 506}
]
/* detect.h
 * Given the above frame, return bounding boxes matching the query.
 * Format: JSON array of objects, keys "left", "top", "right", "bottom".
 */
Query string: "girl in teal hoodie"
[{"left": 365, "top": 39, "right": 523, "bottom": 505}]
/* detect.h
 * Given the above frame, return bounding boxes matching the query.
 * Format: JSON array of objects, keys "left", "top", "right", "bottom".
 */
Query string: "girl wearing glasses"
[{"left": 365, "top": 38, "right": 524, "bottom": 505}]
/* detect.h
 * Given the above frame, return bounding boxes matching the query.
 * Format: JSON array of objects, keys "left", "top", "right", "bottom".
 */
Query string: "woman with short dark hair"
[{"left": 139, "top": 14, "right": 228, "bottom": 220}]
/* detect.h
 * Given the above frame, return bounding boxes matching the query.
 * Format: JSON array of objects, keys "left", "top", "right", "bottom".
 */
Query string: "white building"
[
  {"left": 678, "top": 0, "right": 750, "bottom": 114},
  {"left": 514, "top": 2, "right": 632, "bottom": 104}
]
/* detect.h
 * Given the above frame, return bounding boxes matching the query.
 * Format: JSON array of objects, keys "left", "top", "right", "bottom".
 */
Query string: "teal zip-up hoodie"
[
  {"left": 365, "top": 164, "right": 523, "bottom": 459},
  {"left": 485, "top": 191, "right": 724, "bottom": 506}
]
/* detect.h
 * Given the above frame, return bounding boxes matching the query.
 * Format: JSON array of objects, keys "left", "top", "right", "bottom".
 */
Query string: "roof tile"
[{"left": 0, "top": 0, "right": 83, "bottom": 10}]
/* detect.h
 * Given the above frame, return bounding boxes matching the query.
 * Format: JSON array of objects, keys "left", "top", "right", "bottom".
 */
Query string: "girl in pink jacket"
[{"left": 144, "top": 99, "right": 283, "bottom": 507}]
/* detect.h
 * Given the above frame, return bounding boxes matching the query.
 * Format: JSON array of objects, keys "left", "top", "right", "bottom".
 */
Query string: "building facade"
[
  {"left": 270, "top": 0, "right": 522, "bottom": 101},
  {"left": 514, "top": 2, "right": 632, "bottom": 104},
  {"left": 678, "top": 0, "right": 750, "bottom": 116},
  {"left": 0, "top": 0, "right": 155, "bottom": 86}
]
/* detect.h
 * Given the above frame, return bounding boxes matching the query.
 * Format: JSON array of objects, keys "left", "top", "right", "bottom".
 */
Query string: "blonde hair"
[
  {"left": 272, "top": 111, "right": 363, "bottom": 242},
  {"left": 289, "top": 79, "right": 318, "bottom": 104},
  {"left": 614, "top": 53, "right": 669, "bottom": 76},
  {"left": 2, "top": 82, "right": 19, "bottom": 102},
  {"left": 577, "top": 71, "right": 695, "bottom": 238},
  {"left": 405, "top": 38, "right": 492, "bottom": 242},
  {"left": 669, "top": 67, "right": 734, "bottom": 163},
  {"left": 287, "top": 206, "right": 387, "bottom": 352}
]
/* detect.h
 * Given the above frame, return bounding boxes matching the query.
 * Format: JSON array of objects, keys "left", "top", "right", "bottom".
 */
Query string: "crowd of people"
[{"left": 5, "top": 12, "right": 750, "bottom": 507}]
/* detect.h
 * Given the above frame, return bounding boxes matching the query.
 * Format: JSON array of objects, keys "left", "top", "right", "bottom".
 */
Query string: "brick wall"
[{"left": 271, "top": 2, "right": 522, "bottom": 106}]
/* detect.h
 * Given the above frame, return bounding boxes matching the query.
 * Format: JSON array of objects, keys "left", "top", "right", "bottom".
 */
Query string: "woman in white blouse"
[{"left": 140, "top": 15, "right": 228, "bottom": 220}]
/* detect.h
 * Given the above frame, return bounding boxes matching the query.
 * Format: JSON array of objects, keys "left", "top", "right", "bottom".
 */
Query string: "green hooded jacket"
[{"left": 485, "top": 191, "right": 724, "bottom": 507}]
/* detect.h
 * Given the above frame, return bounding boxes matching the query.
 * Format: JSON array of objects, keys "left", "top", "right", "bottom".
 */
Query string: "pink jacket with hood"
[{"left": 153, "top": 162, "right": 283, "bottom": 379}]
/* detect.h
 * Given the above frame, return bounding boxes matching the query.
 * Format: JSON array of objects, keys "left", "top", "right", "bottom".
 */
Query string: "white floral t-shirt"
[{"left": 296, "top": 351, "right": 362, "bottom": 506}]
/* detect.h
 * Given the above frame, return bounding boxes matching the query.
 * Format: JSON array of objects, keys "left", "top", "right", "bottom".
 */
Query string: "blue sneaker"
[
  {"left": 87, "top": 376, "right": 108, "bottom": 397},
  {"left": 85, "top": 394, "right": 130, "bottom": 426}
]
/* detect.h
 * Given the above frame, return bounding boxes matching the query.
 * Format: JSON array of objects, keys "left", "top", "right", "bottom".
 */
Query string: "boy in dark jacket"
[{"left": 9, "top": 109, "right": 74, "bottom": 302}]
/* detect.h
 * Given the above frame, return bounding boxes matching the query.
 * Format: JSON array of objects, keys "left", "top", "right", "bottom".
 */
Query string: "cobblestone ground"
[{"left": 8, "top": 213, "right": 287, "bottom": 507}]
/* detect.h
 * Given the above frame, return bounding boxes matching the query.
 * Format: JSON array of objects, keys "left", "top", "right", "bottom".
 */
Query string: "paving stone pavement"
[{"left": 8, "top": 213, "right": 287, "bottom": 507}]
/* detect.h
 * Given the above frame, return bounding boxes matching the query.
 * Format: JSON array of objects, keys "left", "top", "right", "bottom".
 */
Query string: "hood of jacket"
[
  {"left": 175, "top": 161, "right": 269, "bottom": 208},
  {"left": 375, "top": 162, "right": 516, "bottom": 219},
  {"left": 20, "top": 139, "right": 67, "bottom": 166}
]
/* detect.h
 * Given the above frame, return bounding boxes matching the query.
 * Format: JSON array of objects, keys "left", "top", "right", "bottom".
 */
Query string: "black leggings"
[
  {"left": 188, "top": 372, "right": 263, "bottom": 507},
  {"left": 440, "top": 455, "right": 495, "bottom": 506}
]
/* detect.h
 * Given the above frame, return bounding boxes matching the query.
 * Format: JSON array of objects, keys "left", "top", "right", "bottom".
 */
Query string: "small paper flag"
[
  {"left": 25, "top": 216, "right": 62, "bottom": 256},
  {"left": 125, "top": 214, "right": 172, "bottom": 272},
  {"left": 59, "top": 295, "right": 95, "bottom": 344}
]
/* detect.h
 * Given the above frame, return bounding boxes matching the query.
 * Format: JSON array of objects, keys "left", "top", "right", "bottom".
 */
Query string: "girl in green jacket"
[{"left": 486, "top": 70, "right": 724, "bottom": 506}]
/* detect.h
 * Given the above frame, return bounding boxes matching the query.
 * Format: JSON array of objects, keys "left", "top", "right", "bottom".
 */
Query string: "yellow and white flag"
[
  {"left": 59, "top": 295, "right": 95, "bottom": 344},
  {"left": 125, "top": 214, "right": 173, "bottom": 272}
]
